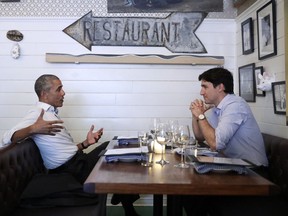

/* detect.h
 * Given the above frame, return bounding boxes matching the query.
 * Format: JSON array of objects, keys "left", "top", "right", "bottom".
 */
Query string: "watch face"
[{"left": 198, "top": 114, "right": 205, "bottom": 120}]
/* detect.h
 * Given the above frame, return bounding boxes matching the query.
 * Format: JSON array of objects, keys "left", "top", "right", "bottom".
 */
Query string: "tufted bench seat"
[
  {"left": 263, "top": 133, "right": 288, "bottom": 196},
  {"left": 0, "top": 138, "right": 106, "bottom": 216},
  {"left": 212, "top": 133, "right": 288, "bottom": 216}
]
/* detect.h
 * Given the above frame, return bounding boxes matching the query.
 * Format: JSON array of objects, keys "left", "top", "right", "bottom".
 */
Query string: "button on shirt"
[
  {"left": 1, "top": 102, "right": 77, "bottom": 169},
  {"left": 205, "top": 94, "right": 268, "bottom": 166}
]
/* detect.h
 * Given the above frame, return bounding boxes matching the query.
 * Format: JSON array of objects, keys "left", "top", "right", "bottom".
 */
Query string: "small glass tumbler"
[{"left": 138, "top": 131, "right": 153, "bottom": 167}]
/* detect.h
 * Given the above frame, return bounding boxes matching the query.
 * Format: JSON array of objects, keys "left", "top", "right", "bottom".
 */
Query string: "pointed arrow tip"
[{"left": 62, "top": 10, "right": 93, "bottom": 51}]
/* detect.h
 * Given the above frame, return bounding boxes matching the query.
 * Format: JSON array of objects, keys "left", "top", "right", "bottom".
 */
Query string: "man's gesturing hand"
[
  {"left": 30, "top": 109, "right": 64, "bottom": 135},
  {"left": 86, "top": 125, "right": 103, "bottom": 147}
]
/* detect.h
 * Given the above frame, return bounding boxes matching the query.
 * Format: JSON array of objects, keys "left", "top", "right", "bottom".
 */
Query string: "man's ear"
[
  {"left": 218, "top": 83, "right": 225, "bottom": 92},
  {"left": 40, "top": 90, "right": 47, "bottom": 99}
]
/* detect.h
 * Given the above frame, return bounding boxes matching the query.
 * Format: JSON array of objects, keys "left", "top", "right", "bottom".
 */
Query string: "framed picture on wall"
[
  {"left": 241, "top": 17, "right": 254, "bottom": 55},
  {"left": 107, "top": 0, "right": 223, "bottom": 13},
  {"left": 257, "top": 0, "right": 277, "bottom": 60},
  {"left": 254, "top": 66, "right": 265, "bottom": 96},
  {"left": 272, "top": 81, "right": 286, "bottom": 115},
  {"left": 239, "top": 63, "right": 256, "bottom": 102}
]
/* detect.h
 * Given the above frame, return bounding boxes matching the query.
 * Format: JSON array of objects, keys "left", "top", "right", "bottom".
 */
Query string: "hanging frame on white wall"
[
  {"left": 254, "top": 66, "right": 265, "bottom": 97},
  {"left": 272, "top": 81, "right": 286, "bottom": 115},
  {"left": 241, "top": 17, "right": 254, "bottom": 55},
  {"left": 238, "top": 63, "right": 256, "bottom": 102},
  {"left": 257, "top": 0, "right": 277, "bottom": 60}
]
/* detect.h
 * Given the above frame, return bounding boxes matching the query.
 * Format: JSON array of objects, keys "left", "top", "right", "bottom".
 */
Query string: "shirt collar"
[
  {"left": 214, "top": 94, "right": 234, "bottom": 116},
  {"left": 214, "top": 107, "right": 221, "bottom": 116},
  {"left": 36, "top": 102, "right": 58, "bottom": 114},
  {"left": 216, "top": 94, "right": 234, "bottom": 110}
]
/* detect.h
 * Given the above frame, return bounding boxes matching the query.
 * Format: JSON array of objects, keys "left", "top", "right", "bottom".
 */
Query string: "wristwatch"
[{"left": 198, "top": 114, "right": 206, "bottom": 121}]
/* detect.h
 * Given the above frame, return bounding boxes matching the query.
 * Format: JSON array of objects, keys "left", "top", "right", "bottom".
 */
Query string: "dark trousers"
[
  {"left": 49, "top": 141, "right": 140, "bottom": 209},
  {"left": 181, "top": 166, "right": 270, "bottom": 216},
  {"left": 49, "top": 141, "right": 109, "bottom": 183}
]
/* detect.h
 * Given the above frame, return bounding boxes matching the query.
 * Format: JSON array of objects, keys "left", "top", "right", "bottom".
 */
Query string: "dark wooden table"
[{"left": 84, "top": 140, "right": 277, "bottom": 216}]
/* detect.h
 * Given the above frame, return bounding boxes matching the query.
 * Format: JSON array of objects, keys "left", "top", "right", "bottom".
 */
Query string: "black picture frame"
[
  {"left": 254, "top": 66, "right": 265, "bottom": 96},
  {"left": 241, "top": 17, "right": 254, "bottom": 55},
  {"left": 272, "top": 81, "right": 286, "bottom": 115},
  {"left": 239, "top": 63, "right": 256, "bottom": 102},
  {"left": 107, "top": 0, "right": 223, "bottom": 13},
  {"left": 257, "top": 0, "right": 277, "bottom": 60}
]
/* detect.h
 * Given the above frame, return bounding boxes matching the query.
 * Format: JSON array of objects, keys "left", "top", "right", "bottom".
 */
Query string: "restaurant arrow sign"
[{"left": 63, "top": 11, "right": 207, "bottom": 53}]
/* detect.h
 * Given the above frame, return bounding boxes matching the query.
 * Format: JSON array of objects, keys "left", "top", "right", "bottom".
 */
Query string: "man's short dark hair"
[
  {"left": 198, "top": 67, "right": 234, "bottom": 94},
  {"left": 34, "top": 74, "right": 60, "bottom": 98}
]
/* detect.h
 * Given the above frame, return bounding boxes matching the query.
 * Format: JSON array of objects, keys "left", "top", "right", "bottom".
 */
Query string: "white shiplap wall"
[
  {"left": 236, "top": 0, "right": 288, "bottom": 139},
  {"left": 0, "top": 17, "right": 236, "bottom": 144},
  {"left": 0, "top": 0, "right": 287, "bottom": 207}
]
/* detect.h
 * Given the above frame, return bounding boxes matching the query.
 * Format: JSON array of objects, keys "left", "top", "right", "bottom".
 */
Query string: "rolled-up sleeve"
[{"left": 1, "top": 108, "right": 41, "bottom": 146}]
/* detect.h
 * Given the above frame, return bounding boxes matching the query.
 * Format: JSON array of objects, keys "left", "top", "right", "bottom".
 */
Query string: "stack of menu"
[
  {"left": 192, "top": 156, "right": 252, "bottom": 174},
  {"left": 104, "top": 147, "right": 148, "bottom": 163}
]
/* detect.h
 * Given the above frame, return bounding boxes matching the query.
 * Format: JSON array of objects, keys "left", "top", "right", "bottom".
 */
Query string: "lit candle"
[{"left": 194, "top": 148, "right": 197, "bottom": 157}]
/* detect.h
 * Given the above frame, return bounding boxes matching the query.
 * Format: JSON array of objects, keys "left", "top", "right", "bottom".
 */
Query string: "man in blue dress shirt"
[
  {"left": 190, "top": 67, "right": 268, "bottom": 167},
  {"left": 184, "top": 67, "right": 268, "bottom": 216}
]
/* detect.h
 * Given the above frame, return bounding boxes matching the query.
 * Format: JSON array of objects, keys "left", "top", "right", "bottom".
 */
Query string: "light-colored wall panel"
[
  {"left": 236, "top": 0, "right": 287, "bottom": 138},
  {"left": 0, "top": 67, "right": 207, "bottom": 81},
  {"left": 0, "top": 12, "right": 236, "bottom": 143}
]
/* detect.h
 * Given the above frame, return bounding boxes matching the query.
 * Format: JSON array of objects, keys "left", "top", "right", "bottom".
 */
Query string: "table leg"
[
  {"left": 153, "top": 194, "right": 163, "bottom": 216},
  {"left": 167, "top": 195, "right": 183, "bottom": 216}
]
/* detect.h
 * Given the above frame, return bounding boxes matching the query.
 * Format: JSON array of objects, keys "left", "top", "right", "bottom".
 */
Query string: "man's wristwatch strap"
[{"left": 81, "top": 142, "right": 87, "bottom": 149}]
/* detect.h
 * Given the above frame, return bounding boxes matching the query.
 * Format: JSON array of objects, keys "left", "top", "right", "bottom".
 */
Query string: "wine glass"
[
  {"left": 155, "top": 123, "right": 169, "bottom": 166},
  {"left": 174, "top": 125, "right": 190, "bottom": 168},
  {"left": 149, "top": 118, "right": 161, "bottom": 139},
  {"left": 167, "top": 120, "right": 179, "bottom": 153}
]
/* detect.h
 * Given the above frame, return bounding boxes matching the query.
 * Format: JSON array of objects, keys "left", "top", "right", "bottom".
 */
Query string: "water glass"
[
  {"left": 185, "top": 136, "right": 196, "bottom": 165},
  {"left": 138, "top": 131, "right": 153, "bottom": 167}
]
